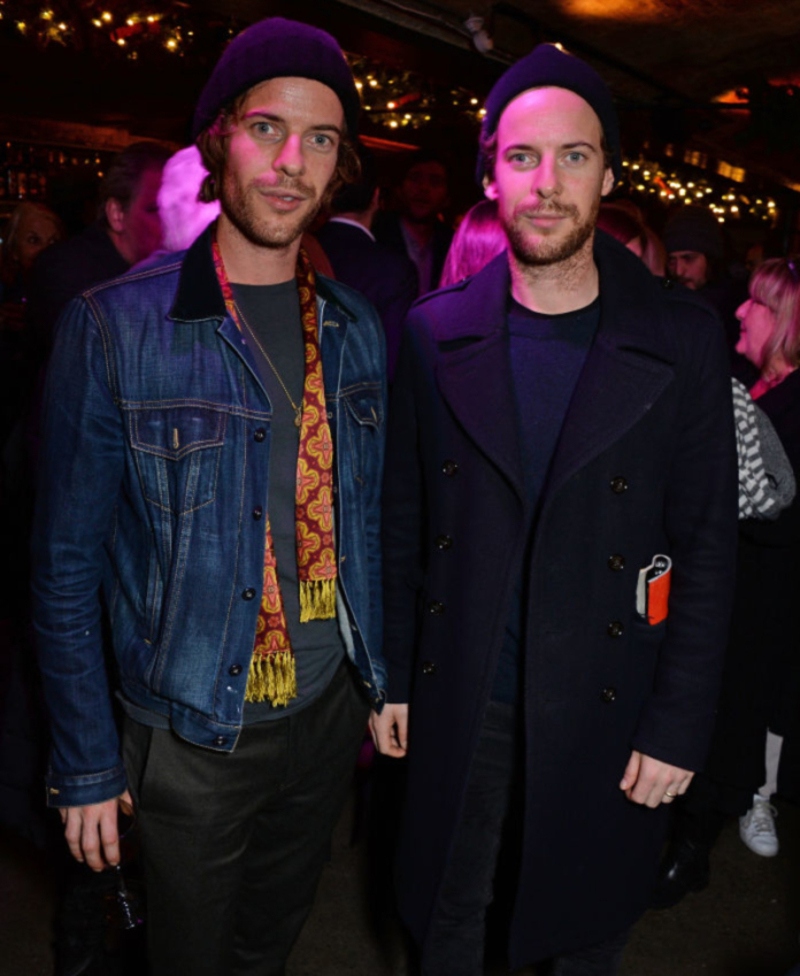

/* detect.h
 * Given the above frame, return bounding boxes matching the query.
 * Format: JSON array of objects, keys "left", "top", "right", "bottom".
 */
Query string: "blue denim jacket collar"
[{"left": 168, "top": 225, "right": 359, "bottom": 326}]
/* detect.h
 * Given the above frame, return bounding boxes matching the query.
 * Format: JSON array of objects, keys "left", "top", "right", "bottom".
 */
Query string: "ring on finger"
[{"left": 663, "top": 790, "right": 677, "bottom": 799}]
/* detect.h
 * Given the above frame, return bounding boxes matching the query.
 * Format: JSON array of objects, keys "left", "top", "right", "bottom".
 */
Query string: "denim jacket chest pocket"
[
  {"left": 339, "top": 383, "right": 383, "bottom": 488},
  {"left": 127, "top": 403, "right": 228, "bottom": 516}
]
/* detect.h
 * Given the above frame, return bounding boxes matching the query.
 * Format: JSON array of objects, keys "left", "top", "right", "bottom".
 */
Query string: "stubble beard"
[
  {"left": 503, "top": 195, "right": 601, "bottom": 269},
  {"left": 220, "top": 171, "right": 322, "bottom": 251}
]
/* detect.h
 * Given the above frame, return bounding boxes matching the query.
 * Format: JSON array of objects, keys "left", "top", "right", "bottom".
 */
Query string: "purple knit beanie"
[
  {"left": 477, "top": 43, "right": 622, "bottom": 184},
  {"left": 192, "top": 17, "right": 360, "bottom": 140}
]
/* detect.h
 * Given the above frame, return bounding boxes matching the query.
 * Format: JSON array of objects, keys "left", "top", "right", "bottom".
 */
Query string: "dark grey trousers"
[
  {"left": 122, "top": 660, "right": 369, "bottom": 976},
  {"left": 422, "top": 700, "right": 629, "bottom": 976}
]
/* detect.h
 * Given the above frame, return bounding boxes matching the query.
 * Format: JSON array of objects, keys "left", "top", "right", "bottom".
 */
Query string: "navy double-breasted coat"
[{"left": 382, "top": 232, "right": 739, "bottom": 966}]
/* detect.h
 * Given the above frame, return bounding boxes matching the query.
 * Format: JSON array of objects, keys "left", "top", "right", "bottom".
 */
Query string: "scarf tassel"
[
  {"left": 244, "top": 651, "right": 298, "bottom": 706},
  {"left": 299, "top": 579, "right": 336, "bottom": 623}
]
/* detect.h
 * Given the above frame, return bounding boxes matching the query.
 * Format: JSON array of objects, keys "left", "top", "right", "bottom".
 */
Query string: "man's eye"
[
  {"left": 508, "top": 153, "right": 534, "bottom": 166},
  {"left": 564, "top": 151, "right": 586, "bottom": 164},
  {"left": 252, "top": 121, "right": 277, "bottom": 137},
  {"left": 310, "top": 133, "right": 334, "bottom": 149}
]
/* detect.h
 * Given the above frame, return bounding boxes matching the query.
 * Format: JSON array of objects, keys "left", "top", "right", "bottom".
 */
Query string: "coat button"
[
  {"left": 442, "top": 460, "right": 459, "bottom": 477},
  {"left": 228, "top": 664, "right": 243, "bottom": 676},
  {"left": 607, "top": 554, "right": 625, "bottom": 571},
  {"left": 254, "top": 428, "right": 266, "bottom": 442},
  {"left": 610, "top": 476, "right": 628, "bottom": 494},
  {"left": 214, "top": 735, "right": 227, "bottom": 746},
  {"left": 435, "top": 534, "right": 453, "bottom": 550},
  {"left": 422, "top": 660, "right": 437, "bottom": 675},
  {"left": 242, "top": 587, "right": 257, "bottom": 600},
  {"left": 601, "top": 687, "right": 617, "bottom": 703},
  {"left": 607, "top": 620, "right": 624, "bottom": 638},
  {"left": 253, "top": 506, "right": 263, "bottom": 520},
  {"left": 429, "top": 601, "right": 445, "bottom": 615}
]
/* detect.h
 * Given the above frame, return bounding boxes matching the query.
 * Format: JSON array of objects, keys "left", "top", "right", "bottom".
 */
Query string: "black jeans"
[
  {"left": 422, "top": 700, "right": 628, "bottom": 976},
  {"left": 122, "top": 659, "right": 368, "bottom": 976}
]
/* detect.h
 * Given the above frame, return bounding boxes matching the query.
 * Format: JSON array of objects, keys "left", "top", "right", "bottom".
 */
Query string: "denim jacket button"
[
  {"left": 213, "top": 735, "right": 227, "bottom": 747},
  {"left": 228, "top": 664, "right": 243, "bottom": 676},
  {"left": 242, "top": 588, "right": 257, "bottom": 600},
  {"left": 252, "top": 506, "right": 263, "bottom": 520},
  {"left": 254, "top": 428, "right": 266, "bottom": 442}
]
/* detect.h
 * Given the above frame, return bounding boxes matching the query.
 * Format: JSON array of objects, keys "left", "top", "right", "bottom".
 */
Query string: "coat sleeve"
[
  {"left": 631, "top": 305, "right": 739, "bottom": 772},
  {"left": 30, "top": 295, "right": 128, "bottom": 808},
  {"left": 382, "top": 314, "right": 428, "bottom": 703}
]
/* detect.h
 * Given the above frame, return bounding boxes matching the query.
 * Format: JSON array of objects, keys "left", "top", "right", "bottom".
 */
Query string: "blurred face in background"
[
  {"left": 106, "top": 164, "right": 165, "bottom": 265},
  {"left": 736, "top": 295, "right": 775, "bottom": 369},
  {"left": 15, "top": 210, "right": 63, "bottom": 272},
  {"left": 400, "top": 160, "right": 449, "bottom": 224},
  {"left": 667, "top": 250, "right": 709, "bottom": 290}
]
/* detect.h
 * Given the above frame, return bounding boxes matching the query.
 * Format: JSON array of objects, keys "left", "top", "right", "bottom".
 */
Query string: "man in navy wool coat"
[{"left": 371, "top": 43, "right": 738, "bottom": 976}]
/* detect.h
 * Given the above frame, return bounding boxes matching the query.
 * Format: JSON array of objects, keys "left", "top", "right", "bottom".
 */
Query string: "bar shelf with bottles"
[{"left": 0, "top": 140, "right": 117, "bottom": 216}]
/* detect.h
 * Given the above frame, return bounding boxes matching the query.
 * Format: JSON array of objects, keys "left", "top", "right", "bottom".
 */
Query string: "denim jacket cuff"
[{"left": 45, "top": 763, "right": 128, "bottom": 809}]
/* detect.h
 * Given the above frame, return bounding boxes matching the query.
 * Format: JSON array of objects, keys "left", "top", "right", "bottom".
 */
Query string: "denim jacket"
[{"left": 31, "top": 229, "right": 387, "bottom": 808}]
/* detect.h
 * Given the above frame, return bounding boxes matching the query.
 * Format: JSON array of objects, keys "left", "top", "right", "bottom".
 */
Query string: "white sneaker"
[{"left": 739, "top": 794, "right": 779, "bottom": 857}]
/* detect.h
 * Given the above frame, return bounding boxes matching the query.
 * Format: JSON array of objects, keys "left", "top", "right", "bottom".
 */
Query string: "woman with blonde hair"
[{"left": 653, "top": 256, "right": 800, "bottom": 906}]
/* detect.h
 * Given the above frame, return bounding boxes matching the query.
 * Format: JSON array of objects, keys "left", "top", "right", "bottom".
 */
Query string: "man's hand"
[
  {"left": 60, "top": 790, "right": 134, "bottom": 871},
  {"left": 619, "top": 751, "right": 694, "bottom": 809},
  {"left": 369, "top": 703, "right": 409, "bottom": 758}
]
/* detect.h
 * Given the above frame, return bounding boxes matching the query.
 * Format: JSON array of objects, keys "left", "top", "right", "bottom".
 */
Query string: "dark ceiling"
[{"left": 2, "top": 0, "right": 799, "bottom": 186}]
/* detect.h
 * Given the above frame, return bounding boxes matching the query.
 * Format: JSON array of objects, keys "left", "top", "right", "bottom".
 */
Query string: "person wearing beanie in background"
[
  {"left": 31, "top": 18, "right": 387, "bottom": 975},
  {"left": 664, "top": 205, "right": 749, "bottom": 368},
  {"left": 372, "top": 43, "right": 738, "bottom": 975}
]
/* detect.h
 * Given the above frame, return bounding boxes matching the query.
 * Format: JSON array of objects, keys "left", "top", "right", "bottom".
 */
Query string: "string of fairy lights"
[
  {"left": 620, "top": 157, "right": 780, "bottom": 227},
  {"left": 0, "top": 2, "right": 792, "bottom": 224}
]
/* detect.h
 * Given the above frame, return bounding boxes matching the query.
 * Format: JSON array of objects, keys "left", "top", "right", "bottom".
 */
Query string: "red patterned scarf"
[{"left": 212, "top": 234, "right": 336, "bottom": 706}]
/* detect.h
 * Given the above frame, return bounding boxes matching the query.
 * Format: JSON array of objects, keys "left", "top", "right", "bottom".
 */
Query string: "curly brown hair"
[{"left": 196, "top": 92, "right": 360, "bottom": 209}]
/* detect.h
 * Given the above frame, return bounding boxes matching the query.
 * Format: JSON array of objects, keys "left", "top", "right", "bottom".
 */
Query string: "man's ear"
[
  {"left": 105, "top": 198, "right": 126, "bottom": 234},
  {"left": 483, "top": 175, "right": 498, "bottom": 201},
  {"left": 601, "top": 167, "right": 615, "bottom": 198}
]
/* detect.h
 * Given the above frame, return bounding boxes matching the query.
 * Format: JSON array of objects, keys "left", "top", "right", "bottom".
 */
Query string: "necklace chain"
[{"left": 234, "top": 300, "right": 302, "bottom": 428}]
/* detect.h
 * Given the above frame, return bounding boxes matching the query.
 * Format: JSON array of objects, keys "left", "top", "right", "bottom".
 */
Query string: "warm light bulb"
[{"left": 102, "top": 12, "right": 113, "bottom": 22}]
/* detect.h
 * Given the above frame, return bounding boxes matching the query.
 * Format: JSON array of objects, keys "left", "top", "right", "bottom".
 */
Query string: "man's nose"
[
  {"left": 274, "top": 135, "right": 304, "bottom": 176},
  {"left": 532, "top": 157, "right": 559, "bottom": 197}
]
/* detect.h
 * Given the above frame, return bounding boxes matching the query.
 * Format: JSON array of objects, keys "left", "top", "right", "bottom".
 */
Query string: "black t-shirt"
[
  {"left": 232, "top": 281, "right": 345, "bottom": 722},
  {"left": 492, "top": 295, "right": 600, "bottom": 705}
]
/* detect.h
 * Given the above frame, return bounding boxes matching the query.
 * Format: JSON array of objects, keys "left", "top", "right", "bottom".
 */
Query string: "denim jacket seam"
[
  {"left": 84, "top": 292, "right": 120, "bottom": 402},
  {"left": 120, "top": 398, "right": 271, "bottom": 422}
]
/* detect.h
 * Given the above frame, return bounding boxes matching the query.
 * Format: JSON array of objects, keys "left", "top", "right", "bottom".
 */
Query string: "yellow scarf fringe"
[
  {"left": 299, "top": 578, "right": 336, "bottom": 623},
  {"left": 244, "top": 650, "right": 297, "bottom": 706}
]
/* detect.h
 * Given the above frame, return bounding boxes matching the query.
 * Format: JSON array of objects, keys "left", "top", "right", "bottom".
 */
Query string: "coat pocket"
[{"left": 128, "top": 404, "right": 227, "bottom": 516}]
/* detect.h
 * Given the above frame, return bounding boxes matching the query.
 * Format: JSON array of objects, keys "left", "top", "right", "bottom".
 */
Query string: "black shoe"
[{"left": 650, "top": 838, "right": 710, "bottom": 910}]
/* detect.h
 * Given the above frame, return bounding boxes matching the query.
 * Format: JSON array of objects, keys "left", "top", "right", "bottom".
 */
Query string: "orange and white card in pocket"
[{"left": 635, "top": 555, "right": 672, "bottom": 625}]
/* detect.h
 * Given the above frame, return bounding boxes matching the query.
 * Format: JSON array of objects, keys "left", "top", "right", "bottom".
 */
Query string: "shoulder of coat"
[
  {"left": 659, "top": 278, "right": 720, "bottom": 325},
  {"left": 410, "top": 277, "right": 471, "bottom": 311}
]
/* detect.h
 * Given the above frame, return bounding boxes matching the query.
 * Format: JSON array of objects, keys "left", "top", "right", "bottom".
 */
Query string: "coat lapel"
[
  {"left": 431, "top": 255, "right": 525, "bottom": 501},
  {"left": 545, "top": 236, "right": 676, "bottom": 499}
]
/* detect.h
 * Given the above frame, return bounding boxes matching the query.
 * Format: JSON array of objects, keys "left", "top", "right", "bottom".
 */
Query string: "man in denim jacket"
[{"left": 32, "top": 18, "right": 387, "bottom": 975}]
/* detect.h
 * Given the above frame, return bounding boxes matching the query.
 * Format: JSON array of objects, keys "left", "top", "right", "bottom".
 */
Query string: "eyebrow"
[
  {"left": 505, "top": 140, "right": 598, "bottom": 153},
  {"left": 242, "top": 110, "right": 342, "bottom": 136}
]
